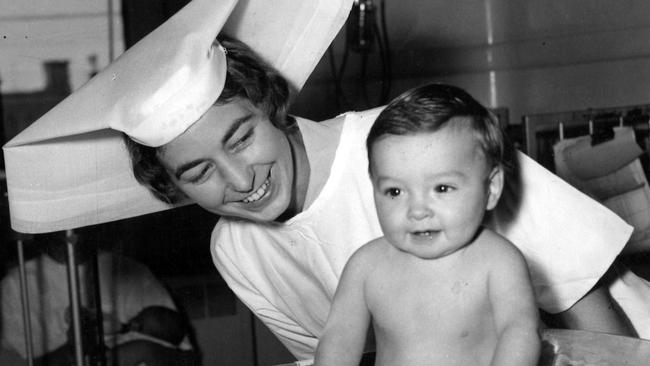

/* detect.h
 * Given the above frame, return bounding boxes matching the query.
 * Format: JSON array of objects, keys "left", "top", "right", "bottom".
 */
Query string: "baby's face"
[{"left": 369, "top": 120, "right": 502, "bottom": 260}]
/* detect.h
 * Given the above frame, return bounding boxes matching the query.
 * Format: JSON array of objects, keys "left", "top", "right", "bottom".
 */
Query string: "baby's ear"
[{"left": 486, "top": 165, "right": 504, "bottom": 211}]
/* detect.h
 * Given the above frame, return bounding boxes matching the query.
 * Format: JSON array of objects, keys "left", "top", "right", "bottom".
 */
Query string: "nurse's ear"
[{"left": 486, "top": 165, "right": 504, "bottom": 211}]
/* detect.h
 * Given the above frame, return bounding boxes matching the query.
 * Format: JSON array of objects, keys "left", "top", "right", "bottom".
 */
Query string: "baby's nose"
[{"left": 408, "top": 201, "right": 434, "bottom": 220}]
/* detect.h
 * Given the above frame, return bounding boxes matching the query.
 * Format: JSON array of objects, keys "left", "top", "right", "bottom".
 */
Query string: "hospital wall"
[{"left": 294, "top": 0, "right": 650, "bottom": 135}]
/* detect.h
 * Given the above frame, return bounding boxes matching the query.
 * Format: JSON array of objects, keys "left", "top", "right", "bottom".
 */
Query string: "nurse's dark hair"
[
  {"left": 124, "top": 35, "right": 295, "bottom": 204},
  {"left": 366, "top": 83, "right": 513, "bottom": 174}
]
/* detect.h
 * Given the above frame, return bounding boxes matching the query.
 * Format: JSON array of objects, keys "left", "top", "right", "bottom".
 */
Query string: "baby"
[{"left": 314, "top": 83, "right": 540, "bottom": 366}]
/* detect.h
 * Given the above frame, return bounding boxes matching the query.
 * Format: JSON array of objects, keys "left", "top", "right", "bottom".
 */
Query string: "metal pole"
[
  {"left": 17, "top": 238, "right": 34, "bottom": 366},
  {"left": 65, "top": 230, "right": 85, "bottom": 366},
  {"left": 107, "top": 0, "right": 115, "bottom": 62},
  {"left": 89, "top": 244, "right": 106, "bottom": 366},
  {"left": 251, "top": 312, "right": 259, "bottom": 366}
]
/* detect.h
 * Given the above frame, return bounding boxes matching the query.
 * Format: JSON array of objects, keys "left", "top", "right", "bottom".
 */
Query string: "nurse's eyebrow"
[{"left": 221, "top": 113, "right": 253, "bottom": 144}]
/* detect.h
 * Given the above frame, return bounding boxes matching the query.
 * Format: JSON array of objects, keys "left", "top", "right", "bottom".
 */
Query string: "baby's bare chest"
[{"left": 365, "top": 261, "right": 494, "bottom": 341}]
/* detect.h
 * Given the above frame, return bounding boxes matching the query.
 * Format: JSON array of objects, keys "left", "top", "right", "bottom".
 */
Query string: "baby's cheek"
[
  {"left": 375, "top": 200, "right": 394, "bottom": 224},
  {"left": 377, "top": 206, "right": 404, "bottom": 239}
]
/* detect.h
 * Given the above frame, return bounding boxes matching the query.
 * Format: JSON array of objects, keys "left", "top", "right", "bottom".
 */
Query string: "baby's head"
[
  {"left": 367, "top": 83, "right": 509, "bottom": 174},
  {"left": 366, "top": 83, "right": 511, "bottom": 259}
]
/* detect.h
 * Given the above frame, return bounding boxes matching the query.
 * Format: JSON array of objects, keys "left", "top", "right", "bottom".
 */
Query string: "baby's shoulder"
[
  {"left": 351, "top": 237, "right": 390, "bottom": 261},
  {"left": 472, "top": 227, "right": 525, "bottom": 264},
  {"left": 343, "top": 237, "right": 391, "bottom": 273}
]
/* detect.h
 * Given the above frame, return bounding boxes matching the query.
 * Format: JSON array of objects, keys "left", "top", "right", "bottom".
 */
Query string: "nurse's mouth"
[{"left": 242, "top": 177, "right": 270, "bottom": 203}]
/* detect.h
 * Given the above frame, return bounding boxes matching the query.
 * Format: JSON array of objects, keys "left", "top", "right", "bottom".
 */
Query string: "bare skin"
[
  {"left": 316, "top": 229, "right": 540, "bottom": 366},
  {"left": 315, "top": 125, "right": 540, "bottom": 366}
]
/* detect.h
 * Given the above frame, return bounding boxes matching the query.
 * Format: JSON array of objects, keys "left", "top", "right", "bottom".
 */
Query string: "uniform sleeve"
[
  {"left": 488, "top": 151, "right": 633, "bottom": 313},
  {"left": 211, "top": 230, "right": 318, "bottom": 361}
]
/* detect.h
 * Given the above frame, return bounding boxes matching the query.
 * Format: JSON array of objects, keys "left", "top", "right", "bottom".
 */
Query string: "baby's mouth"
[
  {"left": 412, "top": 230, "right": 437, "bottom": 237},
  {"left": 242, "top": 176, "right": 270, "bottom": 203}
]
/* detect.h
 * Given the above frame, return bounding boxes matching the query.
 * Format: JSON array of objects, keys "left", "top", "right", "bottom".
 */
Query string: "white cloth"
[
  {"left": 0, "top": 252, "right": 178, "bottom": 358},
  {"left": 553, "top": 127, "right": 645, "bottom": 201},
  {"left": 212, "top": 109, "right": 633, "bottom": 359},
  {"left": 555, "top": 127, "right": 643, "bottom": 180},
  {"left": 609, "top": 265, "right": 650, "bottom": 339},
  {"left": 554, "top": 130, "right": 650, "bottom": 252},
  {"left": 553, "top": 130, "right": 650, "bottom": 338}
]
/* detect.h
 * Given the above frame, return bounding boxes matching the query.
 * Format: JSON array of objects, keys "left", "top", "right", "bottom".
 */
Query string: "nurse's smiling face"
[{"left": 157, "top": 98, "right": 297, "bottom": 222}]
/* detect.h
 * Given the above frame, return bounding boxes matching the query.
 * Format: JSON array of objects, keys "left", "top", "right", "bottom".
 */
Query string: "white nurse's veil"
[{"left": 3, "top": 0, "right": 353, "bottom": 233}]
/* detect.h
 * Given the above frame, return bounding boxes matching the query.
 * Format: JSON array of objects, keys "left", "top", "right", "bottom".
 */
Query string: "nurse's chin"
[
  {"left": 231, "top": 198, "right": 292, "bottom": 223},
  {"left": 215, "top": 208, "right": 282, "bottom": 223},
  {"left": 222, "top": 186, "right": 294, "bottom": 223}
]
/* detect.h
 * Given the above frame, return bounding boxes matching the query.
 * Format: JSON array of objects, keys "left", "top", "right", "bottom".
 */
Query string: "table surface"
[{"left": 539, "top": 328, "right": 650, "bottom": 365}]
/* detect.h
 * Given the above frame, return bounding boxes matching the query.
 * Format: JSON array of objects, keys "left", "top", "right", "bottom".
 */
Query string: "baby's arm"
[
  {"left": 487, "top": 235, "right": 541, "bottom": 366},
  {"left": 314, "top": 243, "right": 374, "bottom": 366}
]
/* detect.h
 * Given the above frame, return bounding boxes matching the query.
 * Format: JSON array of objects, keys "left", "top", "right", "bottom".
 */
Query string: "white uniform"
[{"left": 212, "top": 108, "right": 633, "bottom": 360}]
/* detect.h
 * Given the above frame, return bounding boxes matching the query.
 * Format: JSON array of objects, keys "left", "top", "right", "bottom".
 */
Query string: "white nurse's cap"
[
  {"left": 119, "top": 42, "right": 226, "bottom": 147},
  {"left": 3, "top": 0, "right": 353, "bottom": 233},
  {"left": 106, "top": 3, "right": 229, "bottom": 148}
]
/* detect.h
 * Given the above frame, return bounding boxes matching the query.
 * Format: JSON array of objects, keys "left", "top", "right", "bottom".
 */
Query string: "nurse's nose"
[{"left": 218, "top": 159, "right": 253, "bottom": 193}]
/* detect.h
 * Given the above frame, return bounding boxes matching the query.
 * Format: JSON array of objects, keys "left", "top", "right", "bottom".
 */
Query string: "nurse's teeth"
[{"left": 243, "top": 179, "right": 269, "bottom": 203}]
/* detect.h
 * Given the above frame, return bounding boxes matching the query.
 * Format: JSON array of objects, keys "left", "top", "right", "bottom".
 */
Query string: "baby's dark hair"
[
  {"left": 123, "top": 34, "right": 295, "bottom": 204},
  {"left": 367, "top": 83, "right": 513, "bottom": 173}
]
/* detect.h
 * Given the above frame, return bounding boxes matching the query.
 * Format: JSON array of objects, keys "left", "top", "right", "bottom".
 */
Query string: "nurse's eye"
[
  {"left": 384, "top": 188, "right": 401, "bottom": 197},
  {"left": 229, "top": 128, "right": 255, "bottom": 152},
  {"left": 435, "top": 184, "right": 454, "bottom": 193}
]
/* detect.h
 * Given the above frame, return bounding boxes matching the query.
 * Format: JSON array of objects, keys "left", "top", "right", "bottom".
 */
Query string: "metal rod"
[
  {"left": 65, "top": 230, "right": 85, "bottom": 366},
  {"left": 107, "top": 0, "right": 114, "bottom": 61},
  {"left": 17, "top": 238, "right": 34, "bottom": 366},
  {"left": 89, "top": 244, "right": 106, "bottom": 366},
  {"left": 251, "top": 311, "right": 259, "bottom": 366}
]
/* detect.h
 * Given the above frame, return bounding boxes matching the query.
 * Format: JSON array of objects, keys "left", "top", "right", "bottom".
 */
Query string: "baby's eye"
[
  {"left": 384, "top": 188, "right": 401, "bottom": 197},
  {"left": 435, "top": 185, "right": 454, "bottom": 193}
]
